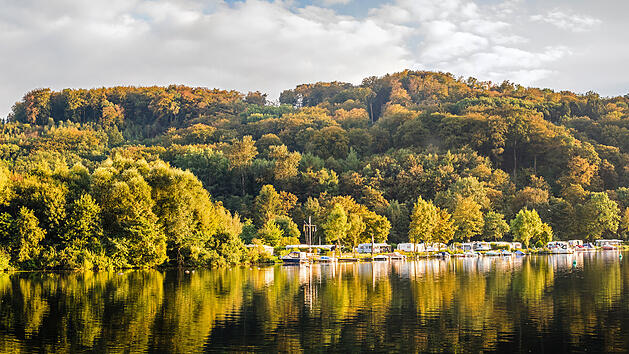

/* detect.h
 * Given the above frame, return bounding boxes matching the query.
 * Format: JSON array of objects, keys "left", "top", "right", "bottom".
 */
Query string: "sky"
[{"left": 0, "top": 0, "right": 628, "bottom": 118}]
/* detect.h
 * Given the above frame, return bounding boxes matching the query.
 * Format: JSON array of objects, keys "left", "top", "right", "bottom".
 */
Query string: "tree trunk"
[{"left": 241, "top": 170, "right": 246, "bottom": 196}]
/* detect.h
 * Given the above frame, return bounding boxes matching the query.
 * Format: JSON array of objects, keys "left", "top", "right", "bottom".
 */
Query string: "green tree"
[
  {"left": 14, "top": 207, "right": 45, "bottom": 264},
  {"left": 272, "top": 215, "right": 300, "bottom": 240},
  {"left": 226, "top": 136, "right": 258, "bottom": 196},
  {"left": 253, "top": 185, "right": 283, "bottom": 227},
  {"left": 257, "top": 220, "right": 283, "bottom": 247},
  {"left": 510, "top": 208, "right": 549, "bottom": 248},
  {"left": 409, "top": 197, "right": 437, "bottom": 248},
  {"left": 322, "top": 204, "right": 350, "bottom": 250},
  {"left": 482, "top": 212, "right": 509, "bottom": 241},
  {"left": 452, "top": 197, "right": 484, "bottom": 242},
  {"left": 346, "top": 213, "right": 366, "bottom": 256},
  {"left": 268, "top": 145, "right": 301, "bottom": 182},
  {"left": 433, "top": 208, "right": 456, "bottom": 245},
  {"left": 91, "top": 159, "right": 167, "bottom": 268},
  {"left": 577, "top": 192, "right": 620, "bottom": 241}
]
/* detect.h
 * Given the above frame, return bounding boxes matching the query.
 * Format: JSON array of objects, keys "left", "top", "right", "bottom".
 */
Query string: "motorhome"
[
  {"left": 396, "top": 243, "right": 425, "bottom": 252},
  {"left": 357, "top": 243, "right": 391, "bottom": 254},
  {"left": 286, "top": 244, "right": 334, "bottom": 251},
  {"left": 473, "top": 242, "right": 491, "bottom": 251},
  {"left": 595, "top": 239, "right": 622, "bottom": 250}
]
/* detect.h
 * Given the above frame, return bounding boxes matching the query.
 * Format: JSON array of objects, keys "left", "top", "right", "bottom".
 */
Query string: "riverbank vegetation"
[{"left": 2, "top": 70, "right": 629, "bottom": 269}]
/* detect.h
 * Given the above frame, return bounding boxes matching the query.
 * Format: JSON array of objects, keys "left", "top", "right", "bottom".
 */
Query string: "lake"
[{"left": 0, "top": 251, "right": 627, "bottom": 353}]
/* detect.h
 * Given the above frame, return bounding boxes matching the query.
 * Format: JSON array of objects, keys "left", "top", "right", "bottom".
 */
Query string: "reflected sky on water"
[{"left": 0, "top": 251, "right": 627, "bottom": 353}]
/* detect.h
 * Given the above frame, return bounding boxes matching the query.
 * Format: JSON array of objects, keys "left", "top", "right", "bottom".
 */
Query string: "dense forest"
[{"left": 2, "top": 70, "right": 629, "bottom": 269}]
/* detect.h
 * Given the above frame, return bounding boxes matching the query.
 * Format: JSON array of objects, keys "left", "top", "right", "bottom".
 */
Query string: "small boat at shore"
[{"left": 281, "top": 251, "right": 310, "bottom": 264}]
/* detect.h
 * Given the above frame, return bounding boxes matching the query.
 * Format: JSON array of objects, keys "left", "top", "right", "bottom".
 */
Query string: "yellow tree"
[{"left": 226, "top": 136, "right": 258, "bottom": 196}]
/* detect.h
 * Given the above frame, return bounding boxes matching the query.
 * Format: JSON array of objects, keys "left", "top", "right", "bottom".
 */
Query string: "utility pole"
[{"left": 303, "top": 216, "right": 317, "bottom": 253}]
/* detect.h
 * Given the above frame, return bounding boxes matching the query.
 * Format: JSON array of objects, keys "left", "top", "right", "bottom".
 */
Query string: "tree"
[
  {"left": 245, "top": 91, "right": 267, "bottom": 105},
  {"left": 257, "top": 220, "right": 283, "bottom": 247},
  {"left": 14, "top": 207, "right": 45, "bottom": 264},
  {"left": 226, "top": 136, "right": 258, "bottom": 195},
  {"left": 620, "top": 208, "right": 629, "bottom": 240},
  {"left": 433, "top": 208, "right": 456, "bottom": 245},
  {"left": 451, "top": 197, "right": 484, "bottom": 242},
  {"left": 147, "top": 162, "right": 221, "bottom": 266},
  {"left": 577, "top": 192, "right": 620, "bottom": 241},
  {"left": 272, "top": 215, "right": 300, "bottom": 240},
  {"left": 322, "top": 204, "right": 350, "bottom": 251},
  {"left": 436, "top": 176, "right": 490, "bottom": 211},
  {"left": 510, "top": 208, "right": 549, "bottom": 248},
  {"left": 409, "top": 197, "right": 437, "bottom": 248},
  {"left": 482, "top": 212, "right": 509, "bottom": 241},
  {"left": 66, "top": 194, "right": 103, "bottom": 246},
  {"left": 536, "top": 223, "right": 553, "bottom": 245},
  {"left": 268, "top": 145, "right": 301, "bottom": 182},
  {"left": 91, "top": 159, "right": 167, "bottom": 268},
  {"left": 346, "top": 214, "right": 366, "bottom": 256},
  {"left": 253, "top": 185, "right": 283, "bottom": 227},
  {"left": 362, "top": 211, "right": 390, "bottom": 249}
]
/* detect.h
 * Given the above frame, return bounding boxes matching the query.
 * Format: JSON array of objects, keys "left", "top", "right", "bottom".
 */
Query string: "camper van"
[
  {"left": 396, "top": 243, "right": 425, "bottom": 252},
  {"left": 357, "top": 243, "right": 391, "bottom": 254}
]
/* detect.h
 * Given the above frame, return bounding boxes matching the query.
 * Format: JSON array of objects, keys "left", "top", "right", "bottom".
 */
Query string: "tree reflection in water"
[{"left": 0, "top": 252, "right": 627, "bottom": 352}]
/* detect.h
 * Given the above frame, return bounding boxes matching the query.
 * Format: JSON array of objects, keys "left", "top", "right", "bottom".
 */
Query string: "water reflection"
[{"left": 0, "top": 253, "right": 627, "bottom": 352}]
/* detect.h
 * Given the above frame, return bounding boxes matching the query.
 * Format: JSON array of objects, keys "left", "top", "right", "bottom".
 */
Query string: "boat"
[
  {"left": 514, "top": 250, "right": 526, "bottom": 256},
  {"left": 436, "top": 252, "right": 451, "bottom": 258},
  {"left": 547, "top": 241, "right": 574, "bottom": 254},
  {"left": 595, "top": 239, "right": 622, "bottom": 250},
  {"left": 485, "top": 251, "right": 500, "bottom": 256},
  {"left": 315, "top": 256, "right": 337, "bottom": 263},
  {"left": 464, "top": 251, "right": 479, "bottom": 257},
  {"left": 387, "top": 252, "right": 406, "bottom": 261},
  {"left": 281, "top": 251, "right": 310, "bottom": 264},
  {"left": 373, "top": 255, "right": 389, "bottom": 261},
  {"left": 500, "top": 250, "right": 512, "bottom": 256}
]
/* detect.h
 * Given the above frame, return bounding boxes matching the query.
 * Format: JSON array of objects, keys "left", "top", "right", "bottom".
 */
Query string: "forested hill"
[{"left": 2, "top": 70, "right": 629, "bottom": 270}]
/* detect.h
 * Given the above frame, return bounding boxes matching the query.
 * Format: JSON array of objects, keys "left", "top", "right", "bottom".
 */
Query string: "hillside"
[{"left": 1, "top": 70, "right": 629, "bottom": 269}]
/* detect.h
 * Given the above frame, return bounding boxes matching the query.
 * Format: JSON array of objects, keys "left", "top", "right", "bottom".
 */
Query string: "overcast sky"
[{"left": 1, "top": 0, "right": 628, "bottom": 118}]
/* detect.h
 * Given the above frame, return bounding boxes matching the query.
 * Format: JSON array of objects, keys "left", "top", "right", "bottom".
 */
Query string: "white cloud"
[
  {"left": 0, "top": 0, "right": 411, "bottom": 118},
  {"left": 0, "top": 0, "right": 626, "bottom": 120},
  {"left": 319, "top": 0, "right": 352, "bottom": 5},
  {"left": 368, "top": 0, "right": 568, "bottom": 86},
  {"left": 531, "top": 10, "right": 601, "bottom": 32}
]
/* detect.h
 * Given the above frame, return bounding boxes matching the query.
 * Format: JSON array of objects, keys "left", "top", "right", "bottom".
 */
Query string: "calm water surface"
[{"left": 0, "top": 252, "right": 628, "bottom": 353}]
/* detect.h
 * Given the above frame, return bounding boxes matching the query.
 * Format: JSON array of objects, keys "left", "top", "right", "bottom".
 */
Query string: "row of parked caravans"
[
  {"left": 396, "top": 242, "right": 522, "bottom": 253},
  {"left": 256, "top": 239, "right": 624, "bottom": 262}
]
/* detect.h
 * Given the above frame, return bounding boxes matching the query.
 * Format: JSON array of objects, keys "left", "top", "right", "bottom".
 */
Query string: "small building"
[{"left": 357, "top": 243, "right": 391, "bottom": 254}]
